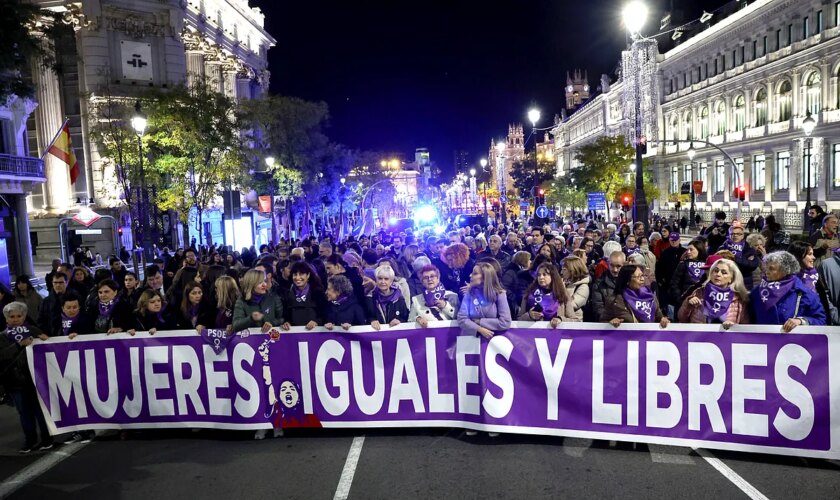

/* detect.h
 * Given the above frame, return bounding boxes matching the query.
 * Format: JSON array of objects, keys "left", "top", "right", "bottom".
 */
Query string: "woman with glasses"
[
  {"left": 720, "top": 223, "right": 760, "bottom": 289},
  {"left": 677, "top": 257, "right": 749, "bottom": 327},
  {"left": 750, "top": 251, "right": 826, "bottom": 331},
  {"left": 409, "top": 265, "right": 460, "bottom": 327},
  {"left": 606, "top": 264, "right": 670, "bottom": 328}
]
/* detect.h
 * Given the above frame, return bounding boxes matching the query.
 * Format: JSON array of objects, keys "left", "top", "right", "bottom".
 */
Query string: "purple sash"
[
  {"left": 61, "top": 313, "right": 79, "bottom": 336},
  {"left": 293, "top": 284, "right": 310, "bottom": 302},
  {"left": 622, "top": 287, "right": 656, "bottom": 323},
  {"left": 6, "top": 326, "right": 31, "bottom": 343},
  {"left": 331, "top": 294, "right": 349, "bottom": 306},
  {"left": 374, "top": 286, "right": 402, "bottom": 307},
  {"left": 624, "top": 246, "right": 641, "bottom": 257},
  {"left": 527, "top": 287, "right": 560, "bottom": 320},
  {"left": 755, "top": 276, "right": 797, "bottom": 311},
  {"left": 686, "top": 261, "right": 705, "bottom": 283},
  {"left": 188, "top": 304, "right": 200, "bottom": 327},
  {"left": 98, "top": 299, "right": 117, "bottom": 318},
  {"left": 798, "top": 268, "right": 819, "bottom": 291},
  {"left": 200, "top": 328, "right": 231, "bottom": 355},
  {"left": 423, "top": 283, "right": 447, "bottom": 307},
  {"left": 703, "top": 283, "right": 735, "bottom": 322},
  {"left": 721, "top": 240, "right": 745, "bottom": 258}
]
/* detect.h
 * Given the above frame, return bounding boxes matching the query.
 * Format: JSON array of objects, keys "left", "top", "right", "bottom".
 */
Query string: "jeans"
[{"left": 10, "top": 387, "right": 50, "bottom": 446}]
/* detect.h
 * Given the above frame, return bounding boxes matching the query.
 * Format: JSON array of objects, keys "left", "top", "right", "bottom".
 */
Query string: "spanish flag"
[{"left": 46, "top": 120, "right": 80, "bottom": 184}]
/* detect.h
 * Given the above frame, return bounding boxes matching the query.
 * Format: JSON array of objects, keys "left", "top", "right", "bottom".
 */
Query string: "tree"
[
  {"left": 509, "top": 152, "right": 555, "bottom": 196},
  {"left": 145, "top": 80, "right": 244, "bottom": 246},
  {"left": 571, "top": 135, "right": 636, "bottom": 204},
  {"left": 547, "top": 176, "right": 587, "bottom": 214},
  {"left": 0, "top": 1, "right": 57, "bottom": 101}
]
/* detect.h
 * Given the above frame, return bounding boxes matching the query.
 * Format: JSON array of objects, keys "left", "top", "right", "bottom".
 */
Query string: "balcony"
[
  {"left": 0, "top": 154, "right": 45, "bottom": 179},
  {"left": 726, "top": 130, "right": 744, "bottom": 142},
  {"left": 823, "top": 109, "right": 840, "bottom": 124},
  {"left": 709, "top": 134, "right": 725, "bottom": 145},
  {"left": 745, "top": 125, "right": 766, "bottom": 139},
  {"left": 768, "top": 121, "right": 791, "bottom": 135}
]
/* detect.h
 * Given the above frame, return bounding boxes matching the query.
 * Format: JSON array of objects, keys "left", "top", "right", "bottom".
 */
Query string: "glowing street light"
[
  {"left": 687, "top": 143, "right": 696, "bottom": 161},
  {"left": 265, "top": 156, "right": 276, "bottom": 168},
  {"left": 480, "top": 158, "right": 488, "bottom": 168},
  {"left": 131, "top": 101, "right": 147, "bottom": 136},
  {"left": 469, "top": 168, "right": 476, "bottom": 177},
  {"left": 622, "top": 1, "right": 648, "bottom": 36},
  {"left": 528, "top": 108, "right": 541, "bottom": 127}
]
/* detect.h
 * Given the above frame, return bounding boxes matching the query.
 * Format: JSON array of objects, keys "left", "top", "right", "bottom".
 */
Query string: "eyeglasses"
[{"left": 731, "top": 232, "right": 744, "bottom": 236}]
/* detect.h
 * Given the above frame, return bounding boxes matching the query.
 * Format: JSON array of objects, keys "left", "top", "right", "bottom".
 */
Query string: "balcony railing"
[
  {"left": 0, "top": 154, "right": 45, "bottom": 178},
  {"left": 768, "top": 121, "right": 790, "bottom": 134}
]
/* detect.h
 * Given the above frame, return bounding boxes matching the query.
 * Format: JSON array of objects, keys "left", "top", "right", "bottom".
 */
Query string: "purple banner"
[{"left": 28, "top": 323, "right": 840, "bottom": 459}]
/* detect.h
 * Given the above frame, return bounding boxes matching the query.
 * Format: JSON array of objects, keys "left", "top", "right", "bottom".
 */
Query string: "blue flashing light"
[
  {"left": 414, "top": 205, "right": 437, "bottom": 224},
  {"left": 388, "top": 216, "right": 398, "bottom": 225}
]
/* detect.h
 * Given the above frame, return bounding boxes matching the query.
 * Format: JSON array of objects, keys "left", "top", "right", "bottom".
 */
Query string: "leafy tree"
[
  {"left": 145, "top": 80, "right": 244, "bottom": 246},
  {"left": 547, "top": 176, "right": 587, "bottom": 214},
  {"left": 0, "top": 1, "right": 58, "bottom": 101},
  {"left": 509, "top": 152, "right": 555, "bottom": 196},
  {"left": 615, "top": 167, "right": 660, "bottom": 205}
]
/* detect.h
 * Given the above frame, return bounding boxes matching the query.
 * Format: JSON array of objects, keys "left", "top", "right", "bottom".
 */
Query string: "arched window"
[
  {"left": 683, "top": 112, "right": 693, "bottom": 140},
  {"left": 804, "top": 71, "right": 821, "bottom": 115},
  {"left": 715, "top": 101, "right": 727, "bottom": 135},
  {"left": 778, "top": 81, "right": 792, "bottom": 121},
  {"left": 699, "top": 106, "right": 709, "bottom": 138},
  {"left": 734, "top": 95, "right": 746, "bottom": 131},
  {"left": 671, "top": 117, "right": 679, "bottom": 141},
  {"left": 754, "top": 88, "right": 767, "bottom": 126}
]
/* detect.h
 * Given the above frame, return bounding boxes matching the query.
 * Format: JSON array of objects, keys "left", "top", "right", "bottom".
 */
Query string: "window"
[
  {"left": 684, "top": 164, "right": 693, "bottom": 183},
  {"left": 818, "top": 11, "right": 823, "bottom": 33},
  {"left": 734, "top": 158, "right": 744, "bottom": 189},
  {"left": 740, "top": 46, "right": 745, "bottom": 64},
  {"left": 752, "top": 40, "right": 757, "bottom": 60},
  {"left": 706, "top": 63, "right": 710, "bottom": 79},
  {"left": 734, "top": 96, "right": 746, "bottom": 131},
  {"left": 776, "top": 151, "right": 791, "bottom": 190},
  {"left": 683, "top": 112, "right": 693, "bottom": 140},
  {"left": 714, "top": 59, "right": 718, "bottom": 75},
  {"left": 802, "top": 144, "right": 817, "bottom": 190},
  {"left": 684, "top": 73, "right": 688, "bottom": 87},
  {"left": 778, "top": 81, "right": 792, "bottom": 121},
  {"left": 699, "top": 106, "right": 709, "bottom": 138},
  {"left": 787, "top": 24, "right": 793, "bottom": 46},
  {"left": 833, "top": 144, "right": 840, "bottom": 188},
  {"left": 753, "top": 154, "right": 766, "bottom": 190},
  {"left": 836, "top": 2, "right": 840, "bottom": 27},
  {"left": 671, "top": 118, "right": 679, "bottom": 141},
  {"left": 776, "top": 29, "right": 781, "bottom": 50},
  {"left": 754, "top": 88, "right": 767, "bottom": 126},
  {"left": 731, "top": 50, "right": 736, "bottom": 68},
  {"left": 699, "top": 163, "right": 708, "bottom": 193},
  {"left": 804, "top": 71, "right": 821, "bottom": 115},
  {"left": 804, "top": 17, "right": 810, "bottom": 39},
  {"left": 670, "top": 166, "right": 680, "bottom": 193},
  {"left": 714, "top": 101, "right": 727, "bottom": 135},
  {"left": 762, "top": 36, "right": 767, "bottom": 56},
  {"left": 714, "top": 161, "right": 726, "bottom": 193}
]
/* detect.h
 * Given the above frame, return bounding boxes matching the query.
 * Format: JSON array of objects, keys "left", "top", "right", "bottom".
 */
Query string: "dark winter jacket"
[
  {"left": 366, "top": 294, "right": 410, "bottom": 324},
  {"left": 0, "top": 325, "right": 43, "bottom": 390},
  {"left": 325, "top": 295, "right": 367, "bottom": 327},
  {"left": 283, "top": 287, "right": 328, "bottom": 326}
]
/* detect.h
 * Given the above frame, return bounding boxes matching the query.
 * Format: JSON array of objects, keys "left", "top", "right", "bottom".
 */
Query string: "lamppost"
[
  {"left": 622, "top": 1, "right": 650, "bottom": 230},
  {"left": 130, "top": 101, "right": 150, "bottom": 267},
  {"left": 479, "top": 158, "right": 489, "bottom": 220},
  {"left": 802, "top": 111, "right": 817, "bottom": 232},
  {"left": 495, "top": 141, "right": 507, "bottom": 224},
  {"left": 528, "top": 108, "right": 541, "bottom": 208},
  {"left": 687, "top": 144, "right": 697, "bottom": 230},
  {"left": 469, "top": 167, "right": 477, "bottom": 212},
  {"left": 338, "top": 177, "right": 346, "bottom": 239}
]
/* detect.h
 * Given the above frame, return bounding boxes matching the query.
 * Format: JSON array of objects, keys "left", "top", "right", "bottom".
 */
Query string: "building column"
[
  {"left": 14, "top": 194, "right": 34, "bottom": 277},
  {"left": 820, "top": 58, "right": 831, "bottom": 113},
  {"left": 790, "top": 140, "right": 801, "bottom": 203},
  {"left": 206, "top": 61, "right": 224, "bottom": 94},
  {"left": 817, "top": 137, "right": 827, "bottom": 205},
  {"left": 766, "top": 81, "right": 775, "bottom": 123},
  {"left": 236, "top": 75, "right": 251, "bottom": 102},
  {"left": 744, "top": 89, "right": 753, "bottom": 128},
  {"left": 186, "top": 50, "right": 205, "bottom": 87},
  {"left": 764, "top": 153, "right": 774, "bottom": 203},
  {"left": 31, "top": 38, "right": 71, "bottom": 213},
  {"left": 223, "top": 68, "right": 237, "bottom": 100},
  {"left": 792, "top": 69, "right": 801, "bottom": 118}
]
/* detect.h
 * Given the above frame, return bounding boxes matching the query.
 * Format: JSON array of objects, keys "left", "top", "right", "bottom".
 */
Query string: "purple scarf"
[
  {"left": 755, "top": 276, "right": 797, "bottom": 311},
  {"left": 423, "top": 283, "right": 447, "bottom": 307},
  {"left": 703, "top": 283, "right": 736, "bottom": 322},
  {"left": 374, "top": 286, "right": 402, "bottom": 307},
  {"left": 721, "top": 239, "right": 745, "bottom": 258},
  {"left": 623, "top": 286, "right": 657, "bottom": 323},
  {"left": 98, "top": 298, "right": 118, "bottom": 318},
  {"left": 6, "top": 326, "right": 31, "bottom": 343},
  {"left": 686, "top": 261, "right": 705, "bottom": 283},
  {"left": 188, "top": 303, "right": 200, "bottom": 326},
  {"left": 200, "top": 328, "right": 231, "bottom": 355},
  {"left": 61, "top": 313, "right": 79, "bottom": 336},
  {"left": 798, "top": 268, "right": 819, "bottom": 291},
  {"left": 624, "top": 246, "right": 641, "bottom": 257},
  {"left": 527, "top": 287, "right": 560, "bottom": 320},
  {"left": 250, "top": 292, "right": 265, "bottom": 305},
  {"left": 293, "top": 284, "right": 310, "bottom": 302},
  {"left": 331, "top": 294, "right": 349, "bottom": 306}
]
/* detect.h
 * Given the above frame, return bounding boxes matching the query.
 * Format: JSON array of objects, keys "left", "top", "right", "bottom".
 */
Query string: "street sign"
[
  {"left": 75, "top": 229, "right": 102, "bottom": 235},
  {"left": 693, "top": 180, "right": 704, "bottom": 194},
  {"left": 680, "top": 182, "right": 691, "bottom": 195},
  {"left": 499, "top": 194, "right": 508, "bottom": 204},
  {"left": 587, "top": 192, "right": 607, "bottom": 211},
  {"left": 535, "top": 205, "right": 549, "bottom": 218},
  {"left": 72, "top": 208, "right": 101, "bottom": 227}
]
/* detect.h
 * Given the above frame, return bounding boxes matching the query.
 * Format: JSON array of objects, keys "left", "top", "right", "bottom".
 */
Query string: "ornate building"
[
  {"left": 27, "top": 0, "right": 275, "bottom": 259},
  {"left": 488, "top": 123, "right": 524, "bottom": 194},
  {"left": 565, "top": 69, "right": 591, "bottom": 110}
]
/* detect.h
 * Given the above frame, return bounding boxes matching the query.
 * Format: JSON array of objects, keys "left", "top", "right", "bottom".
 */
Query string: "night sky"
[{"left": 253, "top": 0, "right": 728, "bottom": 174}]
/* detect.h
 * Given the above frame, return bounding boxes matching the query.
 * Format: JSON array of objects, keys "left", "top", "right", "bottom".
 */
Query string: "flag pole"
[{"left": 40, "top": 118, "right": 70, "bottom": 160}]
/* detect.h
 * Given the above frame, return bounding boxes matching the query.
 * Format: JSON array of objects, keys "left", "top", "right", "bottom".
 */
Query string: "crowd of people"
[{"left": 1, "top": 208, "right": 837, "bottom": 452}]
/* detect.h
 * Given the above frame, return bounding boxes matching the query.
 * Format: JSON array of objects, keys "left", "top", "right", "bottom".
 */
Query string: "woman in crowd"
[
  {"left": 623, "top": 235, "right": 641, "bottom": 257},
  {"left": 70, "top": 267, "right": 94, "bottom": 300},
  {"left": 176, "top": 282, "right": 213, "bottom": 330},
  {"left": 233, "top": 269, "right": 284, "bottom": 333},
  {"left": 637, "top": 235, "right": 657, "bottom": 271},
  {"left": 594, "top": 241, "right": 622, "bottom": 279},
  {"left": 13, "top": 275, "right": 41, "bottom": 325},
  {"left": 561, "top": 255, "right": 590, "bottom": 321},
  {"left": 407, "top": 256, "right": 431, "bottom": 297},
  {"left": 750, "top": 251, "right": 826, "bottom": 331},
  {"left": 367, "top": 265, "right": 409, "bottom": 330},
  {"left": 720, "top": 223, "right": 760, "bottom": 289},
  {"left": 208, "top": 276, "right": 240, "bottom": 333},
  {"left": 677, "top": 258, "right": 749, "bottom": 327},
  {"left": 653, "top": 226, "right": 672, "bottom": 258},
  {"left": 121, "top": 271, "right": 142, "bottom": 309},
  {"left": 669, "top": 240, "right": 708, "bottom": 302},
  {"left": 409, "top": 265, "right": 460, "bottom": 327},
  {"left": 628, "top": 254, "right": 656, "bottom": 290},
  {"left": 377, "top": 257, "right": 411, "bottom": 308},
  {"left": 605, "top": 264, "right": 670, "bottom": 327},
  {"left": 787, "top": 241, "right": 833, "bottom": 317},
  {"left": 134, "top": 289, "right": 177, "bottom": 335},
  {"left": 537, "top": 244, "right": 558, "bottom": 265},
  {"left": 56, "top": 292, "right": 92, "bottom": 337},
  {"left": 0, "top": 283, "right": 14, "bottom": 330},
  {"left": 200, "top": 264, "right": 227, "bottom": 308},
  {"left": 324, "top": 275, "right": 366, "bottom": 330},
  {"left": 617, "top": 224, "right": 631, "bottom": 246},
  {"left": 746, "top": 233, "right": 767, "bottom": 287},
  {"left": 281, "top": 261, "right": 327, "bottom": 331},
  {"left": 457, "top": 262, "right": 512, "bottom": 339},
  {"left": 518, "top": 262, "right": 578, "bottom": 326},
  {"left": 439, "top": 243, "right": 475, "bottom": 293},
  {"left": 90, "top": 279, "right": 135, "bottom": 334}
]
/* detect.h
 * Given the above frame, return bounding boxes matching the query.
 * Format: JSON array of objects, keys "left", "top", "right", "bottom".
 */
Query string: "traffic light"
[
  {"left": 538, "top": 188, "right": 545, "bottom": 206},
  {"left": 675, "top": 201, "right": 681, "bottom": 210},
  {"left": 733, "top": 185, "right": 746, "bottom": 201},
  {"left": 622, "top": 195, "right": 631, "bottom": 212},
  {"left": 638, "top": 136, "right": 647, "bottom": 155}
]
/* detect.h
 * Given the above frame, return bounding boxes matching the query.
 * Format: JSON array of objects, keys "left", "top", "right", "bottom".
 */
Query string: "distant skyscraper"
[
  {"left": 454, "top": 149, "right": 470, "bottom": 173},
  {"left": 565, "top": 69, "right": 590, "bottom": 110}
]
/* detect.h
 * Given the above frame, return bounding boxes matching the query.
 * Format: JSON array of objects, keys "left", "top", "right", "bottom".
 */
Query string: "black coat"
[
  {"left": 0, "top": 324, "right": 44, "bottom": 389},
  {"left": 501, "top": 263, "right": 532, "bottom": 318},
  {"left": 54, "top": 313, "right": 93, "bottom": 337},
  {"left": 174, "top": 302, "right": 216, "bottom": 330},
  {"left": 283, "top": 287, "right": 328, "bottom": 326},
  {"left": 135, "top": 309, "right": 180, "bottom": 332},
  {"left": 37, "top": 292, "right": 64, "bottom": 336},
  {"left": 325, "top": 295, "right": 367, "bottom": 326},
  {"left": 437, "top": 259, "right": 475, "bottom": 294},
  {"left": 655, "top": 245, "right": 687, "bottom": 305},
  {"left": 366, "top": 295, "right": 410, "bottom": 324},
  {"left": 88, "top": 299, "right": 135, "bottom": 333}
]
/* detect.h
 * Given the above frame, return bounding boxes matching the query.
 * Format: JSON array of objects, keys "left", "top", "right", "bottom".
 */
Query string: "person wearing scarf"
[
  {"left": 719, "top": 223, "right": 760, "bottom": 289},
  {"left": 177, "top": 283, "right": 212, "bottom": 330},
  {"left": 281, "top": 261, "right": 327, "bottom": 331},
  {"left": 366, "top": 265, "right": 410, "bottom": 330},
  {"left": 678, "top": 258, "right": 749, "bottom": 327},
  {"left": 134, "top": 289, "right": 177, "bottom": 335},
  {"left": 606, "top": 264, "right": 669, "bottom": 328},
  {"left": 669, "top": 240, "right": 708, "bottom": 302},
  {"left": 233, "top": 269, "right": 285, "bottom": 333},
  {"left": 90, "top": 279, "right": 135, "bottom": 335},
  {"left": 623, "top": 235, "right": 641, "bottom": 258},
  {"left": 749, "top": 251, "right": 826, "bottom": 332},
  {"left": 324, "top": 275, "right": 366, "bottom": 331},
  {"left": 518, "top": 262, "right": 578, "bottom": 327},
  {"left": 408, "top": 265, "right": 459, "bottom": 327},
  {"left": 56, "top": 293, "right": 91, "bottom": 338}
]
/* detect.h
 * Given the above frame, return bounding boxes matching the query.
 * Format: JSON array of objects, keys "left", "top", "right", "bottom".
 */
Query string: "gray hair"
[
  {"left": 602, "top": 240, "right": 621, "bottom": 257},
  {"left": 607, "top": 223, "right": 617, "bottom": 232},
  {"left": 474, "top": 235, "right": 487, "bottom": 249},
  {"left": 649, "top": 231, "right": 662, "bottom": 242},
  {"left": 489, "top": 234, "right": 502, "bottom": 245},
  {"left": 412, "top": 256, "right": 431, "bottom": 275},
  {"left": 746, "top": 233, "right": 766, "bottom": 247},
  {"left": 628, "top": 253, "right": 646, "bottom": 266},
  {"left": 327, "top": 275, "right": 354, "bottom": 297},
  {"left": 763, "top": 251, "right": 800, "bottom": 276},
  {"left": 3, "top": 301, "right": 27, "bottom": 318},
  {"left": 374, "top": 265, "right": 395, "bottom": 280}
]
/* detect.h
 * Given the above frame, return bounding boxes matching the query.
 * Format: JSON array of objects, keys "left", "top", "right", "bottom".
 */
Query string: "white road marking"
[
  {"left": 0, "top": 442, "right": 87, "bottom": 499},
  {"left": 333, "top": 436, "right": 365, "bottom": 500},
  {"left": 562, "top": 437, "right": 592, "bottom": 457},
  {"left": 649, "top": 444, "right": 695, "bottom": 465},
  {"left": 694, "top": 448, "right": 769, "bottom": 500}
]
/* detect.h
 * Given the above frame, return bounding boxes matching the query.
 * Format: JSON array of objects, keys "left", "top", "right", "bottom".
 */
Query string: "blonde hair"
[
  {"left": 704, "top": 258, "right": 749, "bottom": 302},
  {"left": 215, "top": 275, "right": 240, "bottom": 309},
  {"left": 240, "top": 269, "right": 267, "bottom": 301},
  {"left": 563, "top": 255, "right": 588, "bottom": 282},
  {"left": 136, "top": 289, "right": 165, "bottom": 314},
  {"left": 469, "top": 261, "right": 505, "bottom": 302}
]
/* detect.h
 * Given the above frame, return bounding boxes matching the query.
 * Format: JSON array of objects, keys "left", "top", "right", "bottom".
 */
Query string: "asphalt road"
[{"left": 0, "top": 407, "right": 837, "bottom": 500}]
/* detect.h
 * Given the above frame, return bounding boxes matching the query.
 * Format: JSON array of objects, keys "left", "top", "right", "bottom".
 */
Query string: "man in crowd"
[
  {"left": 110, "top": 257, "right": 127, "bottom": 287},
  {"left": 529, "top": 227, "right": 545, "bottom": 256},
  {"left": 810, "top": 213, "right": 840, "bottom": 266},
  {"left": 655, "top": 232, "right": 687, "bottom": 317},
  {"left": 38, "top": 273, "right": 69, "bottom": 335},
  {"left": 481, "top": 234, "right": 511, "bottom": 267},
  {"left": 591, "top": 251, "right": 625, "bottom": 321},
  {"left": 44, "top": 259, "right": 61, "bottom": 294}
]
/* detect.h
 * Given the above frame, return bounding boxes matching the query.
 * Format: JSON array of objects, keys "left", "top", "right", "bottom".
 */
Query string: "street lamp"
[
  {"left": 339, "top": 177, "right": 346, "bottom": 239},
  {"left": 687, "top": 144, "right": 697, "bottom": 230},
  {"left": 802, "top": 110, "right": 817, "bottom": 232},
  {"left": 528, "top": 108, "right": 541, "bottom": 209},
  {"left": 623, "top": 1, "right": 651, "bottom": 230},
  {"left": 622, "top": 1, "right": 648, "bottom": 36},
  {"left": 479, "top": 159, "right": 489, "bottom": 220},
  {"left": 495, "top": 141, "right": 507, "bottom": 224},
  {"left": 131, "top": 101, "right": 150, "bottom": 265},
  {"left": 265, "top": 156, "right": 276, "bottom": 168},
  {"left": 687, "top": 143, "right": 696, "bottom": 161}
]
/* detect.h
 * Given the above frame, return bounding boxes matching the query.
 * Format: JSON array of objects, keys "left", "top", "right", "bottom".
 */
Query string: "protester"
[
  {"left": 281, "top": 261, "right": 327, "bottom": 330},
  {"left": 376, "top": 257, "right": 411, "bottom": 308},
  {"left": 324, "top": 275, "right": 366, "bottom": 330},
  {"left": 367, "top": 265, "right": 409, "bottom": 330},
  {"left": 591, "top": 251, "right": 626, "bottom": 322},
  {"left": 594, "top": 241, "right": 622, "bottom": 279},
  {"left": 457, "top": 262, "right": 512, "bottom": 339},
  {"left": 90, "top": 279, "right": 135, "bottom": 334},
  {"left": 57, "top": 293, "right": 92, "bottom": 337},
  {"left": 809, "top": 213, "right": 840, "bottom": 266},
  {"left": 518, "top": 262, "right": 578, "bottom": 326},
  {"left": 750, "top": 251, "right": 826, "bottom": 331},
  {"left": 655, "top": 232, "right": 687, "bottom": 317},
  {"left": 561, "top": 255, "right": 590, "bottom": 321},
  {"left": 409, "top": 265, "right": 460, "bottom": 327},
  {"left": 605, "top": 264, "right": 669, "bottom": 327},
  {"left": 233, "top": 269, "right": 284, "bottom": 333},
  {"left": 745, "top": 233, "right": 767, "bottom": 287},
  {"left": 121, "top": 271, "right": 142, "bottom": 310},
  {"left": 38, "top": 272, "right": 68, "bottom": 335},
  {"left": 669, "top": 240, "right": 708, "bottom": 303},
  {"left": 501, "top": 251, "right": 532, "bottom": 318},
  {"left": 210, "top": 276, "right": 240, "bottom": 332},
  {"left": 134, "top": 289, "right": 177, "bottom": 335},
  {"left": 719, "top": 224, "right": 760, "bottom": 289},
  {"left": 677, "top": 258, "right": 749, "bottom": 327},
  {"left": 438, "top": 243, "right": 475, "bottom": 294},
  {"left": 13, "top": 275, "right": 42, "bottom": 326}
]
